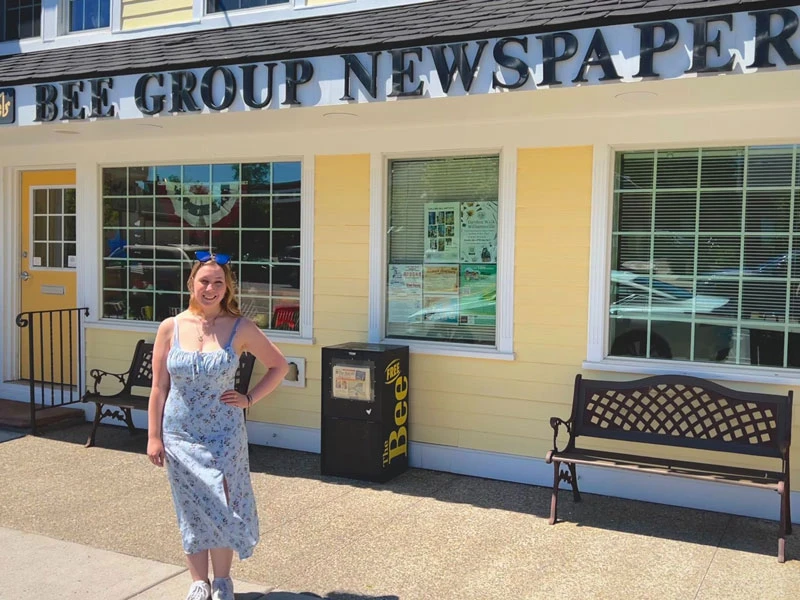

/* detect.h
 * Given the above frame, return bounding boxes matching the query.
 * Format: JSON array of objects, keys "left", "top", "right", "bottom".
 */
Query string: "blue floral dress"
[{"left": 162, "top": 316, "right": 259, "bottom": 559}]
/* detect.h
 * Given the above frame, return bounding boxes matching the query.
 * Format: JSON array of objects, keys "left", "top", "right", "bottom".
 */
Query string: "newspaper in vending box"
[{"left": 332, "top": 364, "right": 372, "bottom": 401}]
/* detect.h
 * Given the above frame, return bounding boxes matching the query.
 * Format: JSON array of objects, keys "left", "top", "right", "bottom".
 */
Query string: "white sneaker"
[
  {"left": 185, "top": 580, "right": 211, "bottom": 600},
  {"left": 211, "top": 577, "right": 235, "bottom": 600}
]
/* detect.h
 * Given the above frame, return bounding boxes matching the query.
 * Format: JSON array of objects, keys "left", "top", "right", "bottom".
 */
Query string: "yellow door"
[{"left": 19, "top": 171, "right": 78, "bottom": 384}]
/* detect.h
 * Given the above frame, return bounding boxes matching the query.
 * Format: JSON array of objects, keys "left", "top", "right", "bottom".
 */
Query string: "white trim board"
[{"left": 16, "top": 395, "right": 796, "bottom": 524}]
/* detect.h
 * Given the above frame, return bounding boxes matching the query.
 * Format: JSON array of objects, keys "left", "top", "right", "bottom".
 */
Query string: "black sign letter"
[
  {"left": 634, "top": 22, "right": 680, "bottom": 78},
  {"left": 686, "top": 15, "right": 736, "bottom": 73},
  {"left": 170, "top": 71, "right": 201, "bottom": 113},
  {"left": 429, "top": 41, "right": 487, "bottom": 93},
  {"left": 34, "top": 84, "right": 58, "bottom": 122},
  {"left": 241, "top": 64, "right": 275, "bottom": 109},
  {"left": 61, "top": 81, "right": 86, "bottom": 120},
  {"left": 573, "top": 29, "right": 621, "bottom": 82},
  {"left": 538, "top": 32, "right": 579, "bottom": 86},
  {"left": 389, "top": 48, "right": 424, "bottom": 97},
  {"left": 341, "top": 52, "right": 380, "bottom": 101},
  {"left": 748, "top": 9, "right": 800, "bottom": 68},
  {"left": 134, "top": 74, "right": 166, "bottom": 116},
  {"left": 89, "top": 78, "right": 115, "bottom": 118},
  {"left": 201, "top": 66, "right": 237, "bottom": 111},
  {"left": 492, "top": 37, "right": 530, "bottom": 90},
  {"left": 283, "top": 60, "right": 314, "bottom": 105}
]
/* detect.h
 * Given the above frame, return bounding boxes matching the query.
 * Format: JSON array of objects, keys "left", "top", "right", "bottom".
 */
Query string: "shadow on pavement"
[{"left": 28, "top": 422, "right": 796, "bottom": 562}]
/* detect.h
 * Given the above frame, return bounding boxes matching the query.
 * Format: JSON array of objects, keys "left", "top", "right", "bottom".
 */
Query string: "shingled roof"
[{"left": 0, "top": 0, "right": 797, "bottom": 86}]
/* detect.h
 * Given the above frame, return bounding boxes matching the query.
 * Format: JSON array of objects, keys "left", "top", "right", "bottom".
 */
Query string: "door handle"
[{"left": 20, "top": 271, "right": 30, "bottom": 281}]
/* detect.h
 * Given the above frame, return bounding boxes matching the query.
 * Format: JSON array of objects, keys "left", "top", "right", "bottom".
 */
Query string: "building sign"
[
  {"left": 0, "top": 88, "right": 14, "bottom": 124},
  {"left": 6, "top": 7, "right": 800, "bottom": 125}
]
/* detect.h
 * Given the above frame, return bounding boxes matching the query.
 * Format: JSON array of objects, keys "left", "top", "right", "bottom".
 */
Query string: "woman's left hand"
[{"left": 220, "top": 389, "right": 250, "bottom": 408}]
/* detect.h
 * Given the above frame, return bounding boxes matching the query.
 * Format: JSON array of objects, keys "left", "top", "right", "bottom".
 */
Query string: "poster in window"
[
  {"left": 388, "top": 264, "right": 423, "bottom": 323},
  {"left": 332, "top": 364, "right": 373, "bottom": 401},
  {"left": 419, "top": 294, "right": 460, "bottom": 323},
  {"left": 460, "top": 201, "right": 498, "bottom": 263},
  {"left": 423, "top": 264, "right": 460, "bottom": 294},
  {"left": 459, "top": 264, "right": 497, "bottom": 326},
  {"left": 424, "top": 202, "right": 460, "bottom": 263}
]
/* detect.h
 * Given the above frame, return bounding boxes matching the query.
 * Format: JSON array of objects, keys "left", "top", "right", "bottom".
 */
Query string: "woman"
[{"left": 147, "top": 251, "right": 289, "bottom": 600}]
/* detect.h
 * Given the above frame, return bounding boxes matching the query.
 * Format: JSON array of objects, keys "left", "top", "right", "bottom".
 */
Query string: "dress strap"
[
  {"left": 226, "top": 317, "right": 243, "bottom": 349},
  {"left": 173, "top": 316, "right": 181, "bottom": 346}
]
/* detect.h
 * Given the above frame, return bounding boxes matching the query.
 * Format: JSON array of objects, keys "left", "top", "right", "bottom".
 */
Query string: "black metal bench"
[
  {"left": 546, "top": 374, "right": 793, "bottom": 562},
  {"left": 82, "top": 339, "right": 256, "bottom": 448}
]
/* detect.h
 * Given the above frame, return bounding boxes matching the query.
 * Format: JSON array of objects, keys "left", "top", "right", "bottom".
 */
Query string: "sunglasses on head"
[{"left": 195, "top": 251, "right": 231, "bottom": 266}]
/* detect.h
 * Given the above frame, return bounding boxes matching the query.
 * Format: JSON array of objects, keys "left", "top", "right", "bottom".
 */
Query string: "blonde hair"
[{"left": 187, "top": 259, "right": 242, "bottom": 317}]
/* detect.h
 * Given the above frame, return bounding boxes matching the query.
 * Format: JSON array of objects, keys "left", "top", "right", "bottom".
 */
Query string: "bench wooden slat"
[{"left": 549, "top": 448, "right": 784, "bottom": 488}]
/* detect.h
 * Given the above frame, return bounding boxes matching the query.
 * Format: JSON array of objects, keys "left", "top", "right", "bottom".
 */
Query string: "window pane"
[
  {"left": 611, "top": 145, "right": 800, "bottom": 370},
  {"left": 386, "top": 156, "right": 498, "bottom": 345},
  {"left": 101, "top": 162, "right": 301, "bottom": 331},
  {"left": 273, "top": 195, "right": 300, "bottom": 229},
  {"left": 34, "top": 189, "right": 48, "bottom": 213},
  {"left": 241, "top": 196, "right": 270, "bottom": 228},
  {"left": 207, "top": 0, "right": 289, "bottom": 14}
]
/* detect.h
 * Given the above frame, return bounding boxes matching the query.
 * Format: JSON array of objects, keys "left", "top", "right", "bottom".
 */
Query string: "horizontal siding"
[{"left": 121, "top": 0, "right": 193, "bottom": 30}]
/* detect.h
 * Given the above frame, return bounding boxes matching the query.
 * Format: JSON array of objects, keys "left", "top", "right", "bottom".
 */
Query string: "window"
[
  {"left": 206, "top": 0, "right": 289, "bottom": 14},
  {"left": 1, "top": 0, "right": 42, "bottom": 41},
  {"left": 101, "top": 162, "right": 301, "bottom": 330},
  {"left": 386, "top": 156, "right": 499, "bottom": 345},
  {"left": 610, "top": 145, "right": 800, "bottom": 369},
  {"left": 32, "top": 188, "right": 77, "bottom": 269},
  {"left": 62, "top": 0, "right": 110, "bottom": 33}
]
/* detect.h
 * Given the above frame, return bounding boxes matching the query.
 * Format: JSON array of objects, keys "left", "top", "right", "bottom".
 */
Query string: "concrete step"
[{"left": 0, "top": 397, "right": 86, "bottom": 431}]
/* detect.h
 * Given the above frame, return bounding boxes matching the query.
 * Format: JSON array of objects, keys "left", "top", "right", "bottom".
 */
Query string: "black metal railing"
[{"left": 15, "top": 307, "right": 89, "bottom": 434}]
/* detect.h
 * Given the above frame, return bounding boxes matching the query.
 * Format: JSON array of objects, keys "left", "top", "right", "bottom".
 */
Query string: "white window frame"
[
  {"left": 368, "top": 149, "right": 515, "bottom": 361},
  {"left": 87, "top": 156, "right": 315, "bottom": 345},
  {"left": 200, "top": 0, "right": 293, "bottom": 21},
  {"left": 584, "top": 142, "right": 800, "bottom": 386},
  {"left": 56, "top": 0, "right": 113, "bottom": 36}
]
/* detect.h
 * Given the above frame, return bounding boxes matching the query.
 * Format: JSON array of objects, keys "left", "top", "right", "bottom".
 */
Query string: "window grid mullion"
[
  {"left": 689, "top": 149, "right": 702, "bottom": 362},
  {"left": 782, "top": 146, "right": 798, "bottom": 366},
  {"left": 646, "top": 151, "right": 658, "bottom": 358}
]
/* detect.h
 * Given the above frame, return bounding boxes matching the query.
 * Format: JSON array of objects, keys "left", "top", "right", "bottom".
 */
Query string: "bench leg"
[
  {"left": 123, "top": 408, "right": 137, "bottom": 435},
  {"left": 568, "top": 463, "right": 581, "bottom": 503},
  {"left": 778, "top": 481, "right": 788, "bottom": 563},
  {"left": 786, "top": 471, "right": 792, "bottom": 536},
  {"left": 85, "top": 403, "right": 103, "bottom": 448},
  {"left": 549, "top": 460, "right": 561, "bottom": 525}
]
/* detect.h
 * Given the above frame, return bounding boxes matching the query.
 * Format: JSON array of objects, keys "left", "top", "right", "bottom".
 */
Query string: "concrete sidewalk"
[
  {"left": 1, "top": 527, "right": 315, "bottom": 599},
  {"left": 1, "top": 423, "right": 799, "bottom": 600}
]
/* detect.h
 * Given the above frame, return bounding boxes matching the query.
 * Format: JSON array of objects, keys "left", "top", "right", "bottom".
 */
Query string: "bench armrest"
[
  {"left": 549, "top": 417, "right": 574, "bottom": 456},
  {"left": 85, "top": 368, "right": 131, "bottom": 397}
]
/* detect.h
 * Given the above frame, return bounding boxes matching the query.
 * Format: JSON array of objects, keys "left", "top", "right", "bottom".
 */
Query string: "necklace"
[{"left": 194, "top": 313, "right": 220, "bottom": 344}]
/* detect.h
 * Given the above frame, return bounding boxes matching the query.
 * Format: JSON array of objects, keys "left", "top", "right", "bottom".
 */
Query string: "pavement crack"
[
  {"left": 121, "top": 568, "right": 188, "bottom": 600},
  {"left": 692, "top": 514, "right": 732, "bottom": 600}
]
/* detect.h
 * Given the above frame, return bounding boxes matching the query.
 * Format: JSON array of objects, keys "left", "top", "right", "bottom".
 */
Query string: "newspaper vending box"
[{"left": 321, "top": 342, "right": 410, "bottom": 482}]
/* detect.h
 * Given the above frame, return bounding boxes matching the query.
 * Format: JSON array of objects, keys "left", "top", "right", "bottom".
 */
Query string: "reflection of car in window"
[
  {"left": 107, "top": 244, "right": 207, "bottom": 292},
  {"left": 609, "top": 270, "right": 732, "bottom": 362},
  {"left": 699, "top": 250, "right": 800, "bottom": 320}
]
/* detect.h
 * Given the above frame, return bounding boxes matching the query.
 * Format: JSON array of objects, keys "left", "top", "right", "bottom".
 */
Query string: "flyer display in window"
[
  {"left": 460, "top": 201, "right": 498, "bottom": 263},
  {"left": 459, "top": 264, "right": 497, "bottom": 326},
  {"left": 387, "top": 264, "right": 423, "bottom": 323},
  {"left": 419, "top": 294, "right": 460, "bottom": 323},
  {"left": 423, "top": 264, "right": 460, "bottom": 294},
  {"left": 424, "top": 202, "right": 460, "bottom": 263},
  {"left": 332, "top": 364, "right": 373, "bottom": 401}
]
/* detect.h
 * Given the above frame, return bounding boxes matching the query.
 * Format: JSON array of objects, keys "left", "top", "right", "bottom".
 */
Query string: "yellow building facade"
[{"left": 0, "top": 0, "right": 798, "bottom": 523}]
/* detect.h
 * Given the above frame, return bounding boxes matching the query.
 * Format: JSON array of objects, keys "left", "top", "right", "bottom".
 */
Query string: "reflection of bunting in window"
[{"left": 160, "top": 182, "right": 240, "bottom": 228}]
